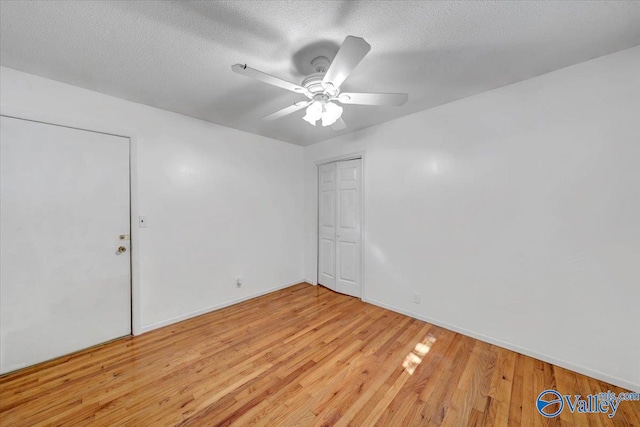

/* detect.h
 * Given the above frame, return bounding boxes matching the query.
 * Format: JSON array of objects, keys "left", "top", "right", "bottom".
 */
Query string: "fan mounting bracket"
[{"left": 310, "top": 56, "right": 331, "bottom": 73}]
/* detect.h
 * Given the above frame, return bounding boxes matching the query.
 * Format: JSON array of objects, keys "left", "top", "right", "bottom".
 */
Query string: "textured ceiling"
[{"left": 1, "top": 1, "right": 639, "bottom": 146}]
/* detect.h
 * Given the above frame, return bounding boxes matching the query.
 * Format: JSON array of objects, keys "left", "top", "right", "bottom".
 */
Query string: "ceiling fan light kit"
[
  {"left": 302, "top": 98, "right": 343, "bottom": 127},
  {"left": 232, "top": 36, "right": 408, "bottom": 131}
]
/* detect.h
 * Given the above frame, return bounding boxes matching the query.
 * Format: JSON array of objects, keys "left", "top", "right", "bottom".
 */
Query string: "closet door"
[
  {"left": 317, "top": 159, "right": 362, "bottom": 297},
  {"left": 0, "top": 116, "right": 131, "bottom": 374},
  {"left": 335, "top": 159, "right": 361, "bottom": 297},
  {"left": 317, "top": 163, "right": 337, "bottom": 290}
]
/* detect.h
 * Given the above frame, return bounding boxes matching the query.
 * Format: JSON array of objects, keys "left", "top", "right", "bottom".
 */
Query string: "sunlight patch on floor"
[{"left": 402, "top": 334, "right": 437, "bottom": 375}]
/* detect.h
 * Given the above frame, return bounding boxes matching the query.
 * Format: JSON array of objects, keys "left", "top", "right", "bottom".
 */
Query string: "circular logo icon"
[{"left": 536, "top": 390, "right": 564, "bottom": 418}]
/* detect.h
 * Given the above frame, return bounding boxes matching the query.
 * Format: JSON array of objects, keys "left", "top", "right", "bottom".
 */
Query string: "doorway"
[
  {"left": 317, "top": 158, "right": 362, "bottom": 298},
  {"left": 0, "top": 115, "right": 132, "bottom": 374}
]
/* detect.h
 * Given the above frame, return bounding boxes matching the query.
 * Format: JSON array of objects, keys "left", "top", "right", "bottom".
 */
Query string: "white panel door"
[
  {"left": 335, "top": 159, "right": 361, "bottom": 297},
  {"left": 0, "top": 116, "right": 131, "bottom": 374},
  {"left": 318, "top": 162, "right": 337, "bottom": 290}
]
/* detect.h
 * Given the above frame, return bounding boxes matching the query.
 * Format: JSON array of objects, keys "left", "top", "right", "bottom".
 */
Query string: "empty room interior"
[{"left": 1, "top": 1, "right": 639, "bottom": 426}]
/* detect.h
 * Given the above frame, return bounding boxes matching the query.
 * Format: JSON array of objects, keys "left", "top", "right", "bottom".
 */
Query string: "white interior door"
[
  {"left": 335, "top": 159, "right": 361, "bottom": 297},
  {"left": 318, "top": 162, "right": 337, "bottom": 290},
  {"left": 317, "top": 159, "right": 362, "bottom": 297},
  {"left": 0, "top": 116, "right": 131, "bottom": 374}
]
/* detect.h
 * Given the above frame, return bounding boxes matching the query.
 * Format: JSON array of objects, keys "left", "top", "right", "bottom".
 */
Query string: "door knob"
[{"left": 118, "top": 246, "right": 127, "bottom": 253}]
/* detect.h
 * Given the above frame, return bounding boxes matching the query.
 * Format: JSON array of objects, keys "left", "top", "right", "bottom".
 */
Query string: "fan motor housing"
[
  {"left": 301, "top": 73, "right": 326, "bottom": 94},
  {"left": 301, "top": 56, "right": 340, "bottom": 97}
]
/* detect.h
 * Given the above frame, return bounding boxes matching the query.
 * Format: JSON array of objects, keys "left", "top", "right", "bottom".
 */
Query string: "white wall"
[
  {"left": 303, "top": 46, "right": 640, "bottom": 391},
  {"left": 0, "top": 66, "right": 305, "bottom": 333}
]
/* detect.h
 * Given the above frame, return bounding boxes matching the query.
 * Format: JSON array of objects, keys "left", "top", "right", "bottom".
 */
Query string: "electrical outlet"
[
  {"left": 236, "top": 278, "right": 242, "bottom": 288},
  {"left": 413, "top": 293, "right": 421, "bottom": 304}
]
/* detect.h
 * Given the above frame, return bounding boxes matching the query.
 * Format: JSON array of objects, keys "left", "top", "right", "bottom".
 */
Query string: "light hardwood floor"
[{"left": 1, "top": 283, "right": 638, "bottom": 426}]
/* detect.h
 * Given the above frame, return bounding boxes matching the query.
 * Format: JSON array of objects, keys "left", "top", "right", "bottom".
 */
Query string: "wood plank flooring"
[{"left": 1, "top": 283, "right": 638, "bottom": 426}]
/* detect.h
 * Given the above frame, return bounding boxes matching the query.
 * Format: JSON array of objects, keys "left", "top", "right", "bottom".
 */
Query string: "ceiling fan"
[{"left": 231, "top": 36, "right": 408, "bottom": 130}]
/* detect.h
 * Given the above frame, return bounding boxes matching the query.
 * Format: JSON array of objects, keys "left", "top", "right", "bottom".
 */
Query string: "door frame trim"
[
  {"left": 314, "top": 151, "right": 366, "bottom": 300},
  {"left": 1, "top": 106, "right": 142, "bottom": 335}
]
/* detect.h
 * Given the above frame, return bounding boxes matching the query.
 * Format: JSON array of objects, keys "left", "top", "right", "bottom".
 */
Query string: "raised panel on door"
[
  {"left": 338, "top": 241, "right": 357, "bottom": 282},
  {"left": 321, "top": 238, "right": 335, "bottom": 278},
  {"left": 321, "top": 190, "right": 335, "bottom": 227},
  {"left": 317, "top": 162, "right": 336, "bottom": 290},
  {"left": 335, "top": 159, "right": 362, "bottom": 298},
  {"left": 0, "top": 116, "right": 131, "bottom": 374},
  {"left": 339, "top": 188, "right": 358, "bottom": 229}
]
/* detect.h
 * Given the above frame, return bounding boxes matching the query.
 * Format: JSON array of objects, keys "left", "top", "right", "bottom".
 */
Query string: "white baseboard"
[
  {"left": 366, "top": 298, "right": 640, "bottom": 393},
  {"left": 138, "top": 279, "right": 305, "bottom": 334}
]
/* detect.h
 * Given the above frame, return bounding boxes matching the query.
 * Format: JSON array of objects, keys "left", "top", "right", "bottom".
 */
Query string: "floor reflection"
[{"left": 402, "top": 334, "right": 437, "bottom": 375}]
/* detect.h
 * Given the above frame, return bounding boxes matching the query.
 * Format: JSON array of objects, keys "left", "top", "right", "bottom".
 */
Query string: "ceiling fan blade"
[
  {"left": 331, "top": 117, "right": 347, "bottom": 131},
  {"left": 263, "top": 101, "right": 311, "bottom": 121},
  {"left": 338, "top": 92, "right": 408, "bottom": 106},
  {"left": 322, "top": 36, "right": 371, "bottom": 89},
  {"left": 232, "top": 64, "right": 310, "bottom": 96}
]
